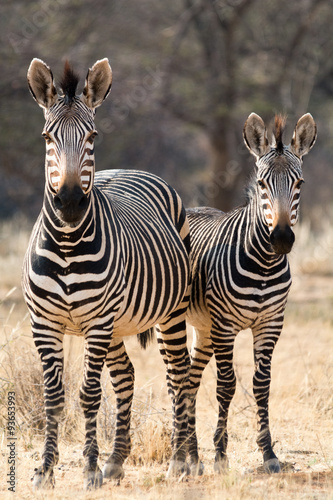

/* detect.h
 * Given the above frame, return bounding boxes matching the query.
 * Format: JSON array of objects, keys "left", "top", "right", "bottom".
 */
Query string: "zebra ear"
[
  {"left": 290, "top": 113, "right": 317, "bottom": 158},
  {"left": 82, "top": 58, "right": 112, "bottom": 109},
  {"left": 243, "top": 113, "right": 270, "bottom": 158},
  {"left": 27, "top": 58, "right": 58, "bottom": 110}
]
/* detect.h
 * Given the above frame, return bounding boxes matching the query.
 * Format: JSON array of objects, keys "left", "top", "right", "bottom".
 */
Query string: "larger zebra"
[
  {"left": 23, "top": 58, "right": 190, "bottom": 489},
  {"left": 186, "top": 113, "right": 316, "bottom": 475}
]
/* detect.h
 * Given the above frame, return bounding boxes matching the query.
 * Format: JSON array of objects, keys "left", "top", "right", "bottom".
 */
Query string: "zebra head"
[
  {"left": 27, "top": 58, "right": 112, "bottom": 225},
  {"left": 243, "top": 113, "right": 317, "bottom": 254}
]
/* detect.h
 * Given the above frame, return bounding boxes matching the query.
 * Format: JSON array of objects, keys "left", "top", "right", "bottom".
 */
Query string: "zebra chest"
[
  {"left": 25, "top": 251, "right": 125, "bottom": 331},
  {"left": 208, "top": 267, "right": 291, "bottom": 329}
]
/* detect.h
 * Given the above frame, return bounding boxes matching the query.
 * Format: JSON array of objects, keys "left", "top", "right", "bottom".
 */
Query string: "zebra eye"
[
  {"left": 258, "top": 180, "right": 265, "bottom": 189},
  {"left": 296, "top": 179, "right": 304, "bottom": 189},
  {"left": 42, "top": 132, "right": 52, "bottom": 144},
  {"left": 88, "top": 131, "right": 98, "bottom": 142}
]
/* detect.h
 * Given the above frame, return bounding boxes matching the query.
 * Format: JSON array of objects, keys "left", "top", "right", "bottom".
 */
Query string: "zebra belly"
[
  {"left": 112, "top": 304, "right": 181, "bottom": 337},
  {"left": 187, "top": 284, "right": 290, "bottom": 333},
  {"left": 112, "top": 313, "right": 157, "bottom": 337},
  {"left": 186, "top": 303, "right": 212, "bottom": 332}
]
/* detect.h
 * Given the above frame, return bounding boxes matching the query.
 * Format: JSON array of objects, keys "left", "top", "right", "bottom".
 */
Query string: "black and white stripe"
[
  {"left": 43, "top": 97, "right": 96, "bottom": 194},
  {"left": 23, "top": 58, "right": 190, "bottom": 489},
  {"left": 186, "top": 113, "right": 317, "bottom": 475}
]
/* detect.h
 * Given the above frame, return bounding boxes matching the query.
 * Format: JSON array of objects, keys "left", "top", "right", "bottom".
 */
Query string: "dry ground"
[{"left": 0, "top": 219, "right": 332, "bottom": 498}]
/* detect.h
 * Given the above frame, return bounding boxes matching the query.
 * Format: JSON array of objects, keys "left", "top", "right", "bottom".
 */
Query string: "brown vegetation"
[{"left": 0, "top": 220, "right": 332, "bottom": 498}]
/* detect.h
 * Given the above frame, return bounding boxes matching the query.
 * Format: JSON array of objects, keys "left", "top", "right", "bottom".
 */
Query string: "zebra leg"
[
  {"left": 156, "top": 312, "right": 190, "bottom": 478},
  {"left": 32, "top": 321, "right": 64, "bottom": 489},
  {"left": 188, "top": 328, "right": 213, "bottom": 476},
  {"left": 211, "top": 327, "right": 237, "bottom": 473},
  {"left": 252, "top": 326, "right": 281, "bottom": 473},
  {"left": 103, "top": 339, "right": 134, "bottom": 481},
  {"left": 80, "top": 334, "right": 111, "bottom": 490}
]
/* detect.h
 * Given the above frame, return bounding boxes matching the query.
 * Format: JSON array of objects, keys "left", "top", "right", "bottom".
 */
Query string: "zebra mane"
[
  {"left": 273, "top": 114, "right": 287, "bottom": 153},
  {"left": 244, "top": 172, "right": 257, "bottom": 206},
  {"left": 59, "top": 61, "right": 80, "bottom": 105}
]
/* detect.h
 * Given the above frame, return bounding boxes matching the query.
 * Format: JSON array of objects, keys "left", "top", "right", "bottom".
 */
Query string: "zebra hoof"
[
  {"left": 214, "top": 456, "right": 229, "bottom": 474},
  {"left": 166, "top": 460, "right": 190, "bottom": 479},
  {"left": 83, "top": 467, "right": 103, "bottom": 490},
  {"left": 264, "top": 458, "right": 281, "bottom": 474},
  {"left": 189, "top": 460, "right": 204, "bottom": 476},
  {"left": 102, "top": 461, "right": 125, "bottom": 481},
  {"left": 32, "top": 467, "right": 55, "bottom": 489}
]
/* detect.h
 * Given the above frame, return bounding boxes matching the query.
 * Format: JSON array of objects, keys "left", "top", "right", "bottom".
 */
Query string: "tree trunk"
[{"left": 207, "top": 116, "right": 248, "bottom": 212}]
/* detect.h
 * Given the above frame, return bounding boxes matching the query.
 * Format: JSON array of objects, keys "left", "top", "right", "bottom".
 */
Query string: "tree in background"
[
  {"left": 0, "top": 0, "right": 333, "bottom": 219},
  {"left": 161, "top": 0, "right": 332, "bottom": 210}
]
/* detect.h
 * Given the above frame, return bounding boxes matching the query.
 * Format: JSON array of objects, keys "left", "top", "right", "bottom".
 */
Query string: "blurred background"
[
  {"left": 1, "top": 0, "right": 333, "bottom": 228},
  {"left": 0, "top": 3, "right": 332, "bottom": 485}
]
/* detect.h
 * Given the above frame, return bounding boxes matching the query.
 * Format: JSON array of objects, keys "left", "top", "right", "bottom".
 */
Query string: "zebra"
[
  {"left": 23, "top": 58, "right": 191, "bottom": 489},
  {"left": 186, "top": 113, "right": 317, "bottom": 475}
]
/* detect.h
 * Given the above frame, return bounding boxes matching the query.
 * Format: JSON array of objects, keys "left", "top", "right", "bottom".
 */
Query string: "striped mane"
[
  {"left": 244, "top": 172, "right": 257, "bottom": 206},
  {"left": 273, "top": 114, "right": 287, "bottom": 153},
  {"left": 59, "top": 61, "right": 80, "bottom": 104}
]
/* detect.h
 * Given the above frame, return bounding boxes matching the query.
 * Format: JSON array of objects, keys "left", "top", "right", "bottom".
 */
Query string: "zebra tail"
[{"left": 137, "top": 327, "right": 155, "bottom": 349}]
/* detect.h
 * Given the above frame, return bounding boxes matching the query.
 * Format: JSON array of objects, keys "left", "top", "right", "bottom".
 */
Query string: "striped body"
[
  {"left": 23, "top": 169, "right": 189, "bottom": 338},
  {"left": 23, "top": 58, "right": 190, "bottom": 489},
  {"left": 186, "top": 113, "right": 317, "bottom": 475},
  {"left": 187, "top": 203, "right": 291, "bottom": 333}
]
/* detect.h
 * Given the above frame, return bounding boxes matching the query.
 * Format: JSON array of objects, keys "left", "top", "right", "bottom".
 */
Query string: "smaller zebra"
[{"left": 186, "top": 113, "right": 317, "bottom": 474}]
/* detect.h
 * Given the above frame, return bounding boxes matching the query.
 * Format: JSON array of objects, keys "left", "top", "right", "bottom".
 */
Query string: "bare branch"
[
  {"left": 211, "top": 0, "right": 256, "bottom": 108},
  {"left": 171, "top": 0, "right": 204, "bottom": 55},
  {"left": 160, "top": 98, "right": 207, "bottom": 128},
  {"left": 212, "top": 0, "right": 256, "bottom": 34},
  {"left": 277, "top": 0, "right": 327, "bottom": 88},
  {"left": 160, "top": 0, "right": 207, "bottom": 127},
  {"left": 185, "top": 0, "right": 219, "bottom": 70}
]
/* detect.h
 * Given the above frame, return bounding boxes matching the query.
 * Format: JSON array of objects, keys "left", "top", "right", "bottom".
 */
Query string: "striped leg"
[
  {"left": 156, "top": 309, "right": 190, "bottom": 477},
  {"left": 252, "top": 322, "right": 282, "bottom": 473},
  {"left": 211, "top": 323, "right": 237, "bottom": 473},
  {"left": 188, "top": 328, "right": 213, "bottom": 475},
  {"left": 103, "top": 339, "right": 134, "bottom": 481},
  {"left": 32, "top": 317, "right": 64, "bottom": 489},
  {"left": 80, "top": 332, "right": 112, "bottom": 489}
]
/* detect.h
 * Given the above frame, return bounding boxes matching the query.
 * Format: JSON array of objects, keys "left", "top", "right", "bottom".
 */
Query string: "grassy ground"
[{"left": 0, "top": 218, "right": 332, "bottom": 498}]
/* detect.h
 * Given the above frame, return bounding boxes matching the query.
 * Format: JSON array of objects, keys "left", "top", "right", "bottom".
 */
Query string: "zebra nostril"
[
  {"left": 53, "top": 194, "right": 63, "bottom": 210},
  {"left": 78, "top": 194, "right": 88, "bottom": 209}
]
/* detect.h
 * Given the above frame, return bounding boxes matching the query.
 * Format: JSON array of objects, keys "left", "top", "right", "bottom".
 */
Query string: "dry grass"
[{"left": 0, "top": 218, "right": 333, "bottom": 498}]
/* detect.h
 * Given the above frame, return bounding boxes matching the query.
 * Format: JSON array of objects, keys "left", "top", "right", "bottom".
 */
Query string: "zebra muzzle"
[
  {"left": 53, "top": 183, "right": 88, "bottom": 224},
  {"left": 269, "top": 224, "right": 295, "bottom": 254}
]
